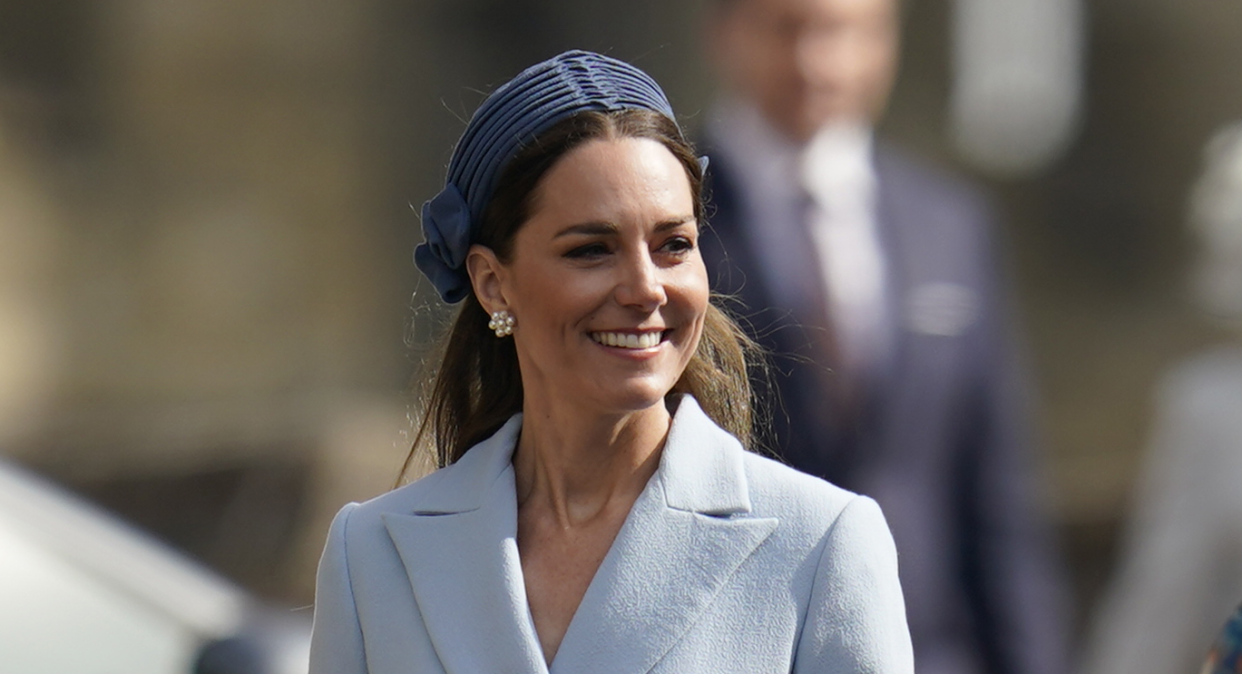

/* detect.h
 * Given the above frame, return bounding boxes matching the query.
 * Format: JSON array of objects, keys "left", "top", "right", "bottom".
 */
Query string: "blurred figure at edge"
[
  {"left": 697, "top": 1, "right": 1069, "bottom": 673},
  {"left": 1203, "top": 604, "right": 1242, "bottom": 674},
  {"left": 1083, "top": 122, "right": 1242, "bottom": 674}
]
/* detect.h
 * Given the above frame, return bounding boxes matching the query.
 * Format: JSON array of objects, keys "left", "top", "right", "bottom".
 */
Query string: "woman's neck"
[{"left": 512, "top": 400, "right": 670, "bottom": 529}]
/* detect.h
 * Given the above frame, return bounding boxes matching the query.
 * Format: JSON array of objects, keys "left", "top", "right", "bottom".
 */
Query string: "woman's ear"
[{"left": 465, "top": 245, "right": 509, "bottom": 313}]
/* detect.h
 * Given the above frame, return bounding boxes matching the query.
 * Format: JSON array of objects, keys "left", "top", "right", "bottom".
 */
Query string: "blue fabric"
[
  {"left": 309, "top": 396, "right": 913, "bottom": 673},
  {"left": 415, "top": 50, "right": 683, "bottom": 303},
  {"left": 1206, "top": 604, "right": 1242, "bottom": 674}
]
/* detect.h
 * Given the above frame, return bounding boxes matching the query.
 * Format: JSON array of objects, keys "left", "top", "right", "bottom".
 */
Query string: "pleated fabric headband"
[{"left": 414, "top": 50, "right": 693, "bottom": 304}]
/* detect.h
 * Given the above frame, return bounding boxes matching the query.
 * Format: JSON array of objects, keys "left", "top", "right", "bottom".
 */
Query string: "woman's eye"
[
  {"left": 660, "top": 236, "right": 695, "bottom": 254},
  {"left": 564, "top": 242, "right": 610, "bottom": 259}
]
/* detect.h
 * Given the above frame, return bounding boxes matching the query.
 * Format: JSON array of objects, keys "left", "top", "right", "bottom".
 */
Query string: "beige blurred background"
[{"left": 0, "top": 0, "right": 1238, "bottom": 660}]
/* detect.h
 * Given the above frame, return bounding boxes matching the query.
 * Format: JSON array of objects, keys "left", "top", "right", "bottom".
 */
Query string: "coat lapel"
[
  {"left": 377, "top": 401, "right": 777, "bottom": 674},
  {"left": 382, "top": 416, "right": 548, "bottom": 674},
  {"left": 549, "top": 398, "right": 778, "bottom": 674}
]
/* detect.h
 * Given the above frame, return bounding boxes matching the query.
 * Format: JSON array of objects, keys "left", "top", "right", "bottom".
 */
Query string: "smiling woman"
[
  {"left": 469, "top": 135, "right": 708, "bottom": 427},
  {"left": 415, "top": 105, "right": 754, "bottom": 468},
  {"left": 309, "top": 50, "right": 913, "bottom": 674}
]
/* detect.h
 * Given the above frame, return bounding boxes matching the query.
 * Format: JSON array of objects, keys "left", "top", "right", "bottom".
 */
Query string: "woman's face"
[{"left": 478, "top": 136, "right": 708, "bottom": 417}]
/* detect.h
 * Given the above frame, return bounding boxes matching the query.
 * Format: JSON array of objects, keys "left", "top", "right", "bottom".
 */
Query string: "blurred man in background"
[{"left": 698, "top": 0, "right": 1068, "bottom": 673}]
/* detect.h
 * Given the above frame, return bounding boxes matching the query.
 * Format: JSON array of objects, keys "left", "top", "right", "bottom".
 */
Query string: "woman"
[{"left": 310, "top": 50, "right": 912, "bottom": 674}]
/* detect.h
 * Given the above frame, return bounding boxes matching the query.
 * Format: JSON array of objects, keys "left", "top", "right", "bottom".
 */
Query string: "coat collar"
[
  {"left": 657, "top": 395, "right": 753, "bottom": 514},
  {"left": 401, "top": 413, "right": 524, "bottom": 515},
  {"left": 381, "top": 396, "right": 777, "bottom": 674}
]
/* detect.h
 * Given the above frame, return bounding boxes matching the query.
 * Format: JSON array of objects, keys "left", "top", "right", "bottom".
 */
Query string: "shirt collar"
[
  {"left": 801, "top": 121, "right": 876, "bottom": 201},
  {"left": 708, "top": 97, "right": 876, "bottom": 204}
]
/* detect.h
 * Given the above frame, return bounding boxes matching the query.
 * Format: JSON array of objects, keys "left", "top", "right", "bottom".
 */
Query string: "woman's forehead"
[{"left": 526, "top": 138, "right": 695, "bottom": 226}]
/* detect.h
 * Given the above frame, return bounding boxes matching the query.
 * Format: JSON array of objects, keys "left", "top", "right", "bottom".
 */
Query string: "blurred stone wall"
[
  {"left": 0, "top": 106, "right": 64, "bottom": 447},
  {"left": 0, "top": 0, "right": 416, "bottom": 601}
]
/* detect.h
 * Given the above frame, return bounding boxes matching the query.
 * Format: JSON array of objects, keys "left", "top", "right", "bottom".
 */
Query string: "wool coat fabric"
[{"left": 309, "top": 396, "right": 913, "bottom": 674}]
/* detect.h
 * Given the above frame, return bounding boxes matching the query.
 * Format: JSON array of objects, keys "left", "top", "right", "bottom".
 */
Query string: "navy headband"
[{"left": 414, "top": 50, "right": 695, "bottom": 304}]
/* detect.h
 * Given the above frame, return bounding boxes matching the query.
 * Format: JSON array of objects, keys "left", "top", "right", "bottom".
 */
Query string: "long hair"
[{"left": 399, "top": 109, "right": 761, "bottom": 479}]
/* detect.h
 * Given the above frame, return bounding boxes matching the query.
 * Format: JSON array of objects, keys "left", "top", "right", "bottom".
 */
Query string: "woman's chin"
[{"left": 588, "top": 379, "right": 679, "bottom": 417}]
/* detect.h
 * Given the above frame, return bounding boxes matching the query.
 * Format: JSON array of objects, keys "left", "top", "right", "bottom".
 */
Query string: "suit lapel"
[
  {"left": 382, "top": 418, "right": 548, "bottom": 674},
  {"left": 549, "top": 398, "right": 778, "bottom": 674}
]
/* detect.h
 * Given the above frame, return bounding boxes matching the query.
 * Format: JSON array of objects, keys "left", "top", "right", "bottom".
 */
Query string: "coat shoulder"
[
  {"left": 327, "top": 451, "right": 492, "bottom": 549},
  {"left": 740, "top": 451, "right": 873, "bottom": 541},
  {"left": 321, "top": 475, "right": 442, "bottom": 554},
  {"left": 343, "top": 413, "right": 522, "bottom": 527},
  {"left": 348, "top": 472, "right": 440, "bottom": 518}
]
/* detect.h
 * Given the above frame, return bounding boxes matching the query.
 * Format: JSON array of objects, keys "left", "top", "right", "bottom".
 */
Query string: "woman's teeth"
[{"left": 592, "top": 331, "right": 662, "bottom": 349}]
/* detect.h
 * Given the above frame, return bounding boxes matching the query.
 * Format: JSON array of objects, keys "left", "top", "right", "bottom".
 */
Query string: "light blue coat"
[{"left": 309, "top": 397, "right": 913, "bottom": 674}]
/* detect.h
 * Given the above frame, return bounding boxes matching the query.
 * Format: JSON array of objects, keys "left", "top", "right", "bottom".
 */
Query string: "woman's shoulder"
[
  {"left": 668, "top": 396, "right": 880, "bottom": 541},
  {"left": 322, "top": 470, "right": 457, "bottom": 548},
  {"left": 740, "top": 450, "right": 873, "bottom": 529},
  {"left": 330, "top": 414, "right": 523, "bottom": 532},
  {"left": 670, "top": 394, "right": 874, "bottom": 526},
  {"left": 738, "top": 451, "right": 900, "bottom": 602}
]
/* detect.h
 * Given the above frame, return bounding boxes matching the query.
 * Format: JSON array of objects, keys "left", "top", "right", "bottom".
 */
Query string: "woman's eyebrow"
[
  {"left": 553, "top": 216, "right": 696, "bottom": 239},
  {"left": 553, "top": 222, "right": 618, "bottom": 238},
  {"left": 654, "top": 217, "right": 696, "bottom": 232}
]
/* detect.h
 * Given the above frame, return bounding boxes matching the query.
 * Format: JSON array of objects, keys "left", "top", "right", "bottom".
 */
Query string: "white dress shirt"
[{"left": 707, "top": 99, "right": 891, "bottom": 377}]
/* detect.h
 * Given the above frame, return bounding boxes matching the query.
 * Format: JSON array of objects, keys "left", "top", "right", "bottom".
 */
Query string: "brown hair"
[{"left": 399, "top": 109, "right": 761, "bottom": 479}]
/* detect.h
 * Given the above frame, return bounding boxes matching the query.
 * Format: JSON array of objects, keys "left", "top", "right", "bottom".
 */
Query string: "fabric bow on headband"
[{"left": 414, "top": 49, "right": 703, "bottom": 304}]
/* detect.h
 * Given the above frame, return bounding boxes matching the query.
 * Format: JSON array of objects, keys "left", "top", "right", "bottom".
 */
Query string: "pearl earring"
[{"left": 488, "top": 310, "right": 515, "bottom": 337}]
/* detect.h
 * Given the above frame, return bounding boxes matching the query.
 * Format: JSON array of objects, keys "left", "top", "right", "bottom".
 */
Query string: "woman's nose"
[{"left": 615, "top": 252, "right": 667, "bottom": 310}]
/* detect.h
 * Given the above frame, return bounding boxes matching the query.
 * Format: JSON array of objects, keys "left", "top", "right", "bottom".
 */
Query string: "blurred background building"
[{"left": 0, "top": 0, "right": 1239, "bottom": 669}]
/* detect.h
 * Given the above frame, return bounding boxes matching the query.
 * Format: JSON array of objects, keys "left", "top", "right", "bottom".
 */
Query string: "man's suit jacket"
[
  {"left": 701, "top": 142, "right": 1066, "bottom": 674},
  {"left": 309, "top": 396, "right": 913, "bottom": 674}
]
